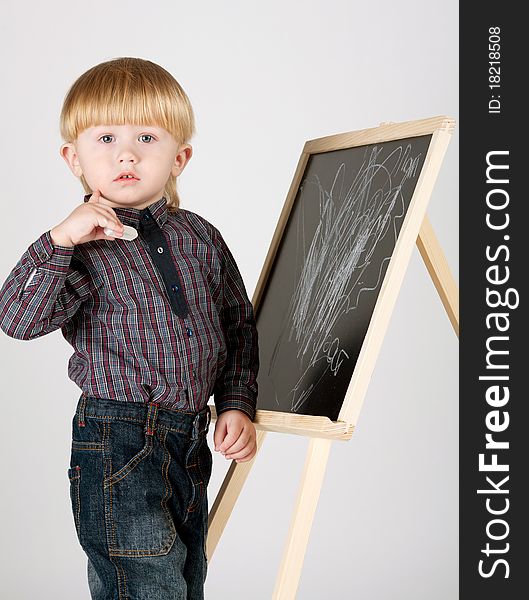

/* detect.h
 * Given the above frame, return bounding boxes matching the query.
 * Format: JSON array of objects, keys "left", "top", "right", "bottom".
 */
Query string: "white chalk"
[{"left": 104, "top": 225, "right": 138, "bottom": 241}]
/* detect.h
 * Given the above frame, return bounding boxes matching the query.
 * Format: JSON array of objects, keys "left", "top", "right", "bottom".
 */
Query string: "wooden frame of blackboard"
[{"left": 209, "top": 115, "right": 455, "bottom": 441}]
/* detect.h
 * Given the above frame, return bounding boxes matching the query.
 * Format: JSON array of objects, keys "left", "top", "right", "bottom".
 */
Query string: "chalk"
[{"left": 104, "top": 225, "right": 138, "bottom": 241}]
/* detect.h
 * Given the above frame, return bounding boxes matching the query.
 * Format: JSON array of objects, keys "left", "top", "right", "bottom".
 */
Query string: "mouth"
[
  {"left": 114, "top": 176, "right": 140, "bottom": 184},
  {"left": 114, "top": 172, "right": 140, "bottom": 182}
]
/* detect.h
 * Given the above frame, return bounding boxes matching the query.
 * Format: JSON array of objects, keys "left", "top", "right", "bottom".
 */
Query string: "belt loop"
[
  {"left": 193, "top": 405, "right": 211, "bottom": 439},
  {"left": 192, "top": 411, "right": 202, "bottom": 440},
  {"left": 145, "top": 402, "right": 160, "bottom": 436},
  {"left": 78, "top": 393, "right": 87, "bottom": 428},
  {"left": 205, "top": 405, "right": 211, "bottom": 432}
]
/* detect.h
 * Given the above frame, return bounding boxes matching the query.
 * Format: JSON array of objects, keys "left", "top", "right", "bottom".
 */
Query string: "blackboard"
[{"left": 255, "top": 134, "right": 433, "bottom": 422}]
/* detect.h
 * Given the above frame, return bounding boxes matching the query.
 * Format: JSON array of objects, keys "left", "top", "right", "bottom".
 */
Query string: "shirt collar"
[{"left": 83, "top": 194, "right": 168, "bottom": 228}]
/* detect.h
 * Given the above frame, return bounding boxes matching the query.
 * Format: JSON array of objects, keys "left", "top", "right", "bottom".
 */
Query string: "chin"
[{"left": 107, "top": 188, "right": 142, "bottom": 202}]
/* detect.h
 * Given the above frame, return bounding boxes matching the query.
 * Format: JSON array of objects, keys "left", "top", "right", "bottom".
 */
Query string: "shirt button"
[
  {"left": 157, "top": 247, "right": 164, "bottom": 253},
  {"left": 192, "top": 369, "right": 197, "bottom": 378},
  {"left": 186, "top": 327, "right": 193, "bottom": 337},
  {"left": 142, "top": 213, "right": 150, "bottom": 220},
  {"left": 171, "top": 284, "right": 179, "bottom": 292}
]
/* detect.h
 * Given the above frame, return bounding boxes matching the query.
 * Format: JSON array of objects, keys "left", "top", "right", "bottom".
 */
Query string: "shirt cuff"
[
  {"left": 214, "top": 392, "right": 257, "bottom": 422},
  {"left": 27, "top": 230, "right": 75, "bottom": 274}
]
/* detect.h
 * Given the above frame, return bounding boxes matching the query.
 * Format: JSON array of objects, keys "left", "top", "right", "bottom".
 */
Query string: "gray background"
[{"left": 0, "top": 1, "right": 458, "bottom": 598}]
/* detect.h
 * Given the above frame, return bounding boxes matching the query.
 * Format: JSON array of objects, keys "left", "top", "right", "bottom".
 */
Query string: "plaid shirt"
[{"left": 0, "top": 195, "right": 259, "bottom": 420}]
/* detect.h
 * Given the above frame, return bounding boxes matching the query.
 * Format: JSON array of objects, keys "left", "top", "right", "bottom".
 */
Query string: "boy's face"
[{"left": 60, "top": 124, "right": 192, "bottom": 210}]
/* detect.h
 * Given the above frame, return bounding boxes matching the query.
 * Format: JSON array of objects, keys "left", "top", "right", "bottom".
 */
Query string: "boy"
[{"left": 0, "top": 57, "right": 259, "bottom": 599}]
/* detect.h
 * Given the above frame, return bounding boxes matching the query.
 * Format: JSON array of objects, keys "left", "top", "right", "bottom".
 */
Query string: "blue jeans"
[{"left": 67, "top": 393, "right": 213, "bottom": 600}]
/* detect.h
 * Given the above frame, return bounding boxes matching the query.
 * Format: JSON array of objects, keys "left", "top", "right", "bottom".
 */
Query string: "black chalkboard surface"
[{"left": 255, "top": 134, "right": 433, "bottom": 422}]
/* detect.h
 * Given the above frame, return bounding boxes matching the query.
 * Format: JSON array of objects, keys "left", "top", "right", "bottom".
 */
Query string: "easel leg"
[
  {"left": 272, "top": 437, "right": 332, "bottom": 599},
  {"left": 207, "top": 429, "right": 268, "bottom": 559},
  {"left": 417, "top": 214, "right": 459, "bottom": 337}
]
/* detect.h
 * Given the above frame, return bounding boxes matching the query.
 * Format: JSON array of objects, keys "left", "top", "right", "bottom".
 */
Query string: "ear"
[
  {"left": 60, "top": 142, "right": 83, "bottom": 177},
  {"left": 171, "top": 144, "right": 193, "bottom": 178}
]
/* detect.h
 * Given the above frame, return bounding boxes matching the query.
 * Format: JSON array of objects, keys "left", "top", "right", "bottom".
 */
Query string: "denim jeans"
[{"left": 67, "top": 393, "right": 213, "bottom": 600}]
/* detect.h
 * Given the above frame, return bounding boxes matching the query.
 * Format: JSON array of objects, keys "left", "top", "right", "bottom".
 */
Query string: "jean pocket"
[
  {"left": 103, "top": 421, "right": 177, "bottom": 557},
  {"left": 67, "top": 466, "right": 81, "bottom": 540},
  {"left": 185, "top": 434, "right": 213, "bottom": 514}
]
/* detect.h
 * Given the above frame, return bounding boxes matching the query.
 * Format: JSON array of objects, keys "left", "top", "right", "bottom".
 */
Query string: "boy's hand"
[
  {"left": 213, "top": 410, "right": 257, "bottom": 463},
  {"left": 50, "top": 190, "right": 125, "bottom": 247}
]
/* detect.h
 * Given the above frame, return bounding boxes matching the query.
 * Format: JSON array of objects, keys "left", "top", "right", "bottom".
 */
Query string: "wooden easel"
[{"left": 205, "top": 117, "right": 458, "bottom": 598}]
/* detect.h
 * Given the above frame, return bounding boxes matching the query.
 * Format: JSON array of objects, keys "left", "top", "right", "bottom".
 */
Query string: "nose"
[
  {"left": 119, "top": 153, "right": 136, "bottom": 163},
  {"left": 117, "top": 143, "right": 138, "bottom": 163}
]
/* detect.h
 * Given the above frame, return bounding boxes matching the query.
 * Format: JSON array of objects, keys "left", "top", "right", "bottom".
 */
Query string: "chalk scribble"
[{"left": 268, "top": 143, "right": 423, "bottom": 411}]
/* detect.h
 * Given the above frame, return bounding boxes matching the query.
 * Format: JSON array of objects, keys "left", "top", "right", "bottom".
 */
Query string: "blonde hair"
[{"left": 59, "top": 57, "right": 196, "bottom": 212}]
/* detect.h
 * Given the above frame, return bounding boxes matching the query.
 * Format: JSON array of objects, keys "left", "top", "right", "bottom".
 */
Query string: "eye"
[
  {"left": 99, "top": 134, "right": 114, "bottom": 143},
  {"left": 139, "top": 134, "right": 155, "bottom": 143}
]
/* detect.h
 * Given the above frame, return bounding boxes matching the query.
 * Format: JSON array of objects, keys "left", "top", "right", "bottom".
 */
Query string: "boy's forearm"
[{"left": 0, "top": 230, "right": 82, "bottom": 340}]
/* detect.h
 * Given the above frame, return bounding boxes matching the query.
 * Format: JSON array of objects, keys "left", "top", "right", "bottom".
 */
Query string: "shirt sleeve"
[
  {"left": 212, "top": 228, "right": 260, "bottom": 421},
  {"left": 0, "top": 230, "right": 90, "bottom": 340}
]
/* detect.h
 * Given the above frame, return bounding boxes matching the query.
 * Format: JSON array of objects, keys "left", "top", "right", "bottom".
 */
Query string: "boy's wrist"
[{"left": 50, "top": 226, "right": 75, "bottom": 248}]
